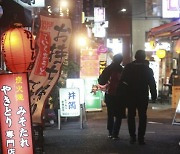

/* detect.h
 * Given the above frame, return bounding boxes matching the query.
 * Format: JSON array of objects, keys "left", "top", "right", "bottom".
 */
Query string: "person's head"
[
  {"left": 112, "top": 53, "right": 123, "bottom": 64},
  {"left": 135, "top": 50, "right": 146, "bottom": 62}
]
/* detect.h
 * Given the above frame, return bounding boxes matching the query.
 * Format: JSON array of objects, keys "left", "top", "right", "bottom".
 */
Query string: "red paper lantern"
[{"left": 1, "top": 25, "right": 36, "bottom": 73}]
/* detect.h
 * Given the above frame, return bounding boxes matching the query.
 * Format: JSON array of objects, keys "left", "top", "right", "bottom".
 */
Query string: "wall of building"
[
  {"left": 132, "top": 18, "right": 171, "bottom": 59},
  {"left": 106, "top": 0, "right": 132, "bottom": 65}
]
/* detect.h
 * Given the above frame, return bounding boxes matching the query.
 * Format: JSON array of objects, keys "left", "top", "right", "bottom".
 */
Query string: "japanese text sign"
[
  {"left": 29, "top": 15, "right": 72, "bottom": 124},
  {"left": 0, "top": 73, "right": 33, "bottom": 154},
  {"left": 59, "top": 88, "right": 80, "bottom": 117},
  {"left": 66, "top": 78, "right": 85, "bottom": 104},
  {"left": 80, "top": 49, "right": 99, "bottom": 78}
]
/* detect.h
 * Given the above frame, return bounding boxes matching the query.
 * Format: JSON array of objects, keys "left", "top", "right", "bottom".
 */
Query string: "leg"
[
  {"left": 137, "top": 102, "right": 148, "bottom": 144},
  {"left": 113, "top": 109, "right": 122, "bottom": 139},
  {"left": 127, "top": 105, "right": 137, "bottom": 143},
  {"left": 107, "top": 106, "right": 114, "bottom": 136},
  {"left": 105, "top": 94, "right": 114, "bottom": 137}
]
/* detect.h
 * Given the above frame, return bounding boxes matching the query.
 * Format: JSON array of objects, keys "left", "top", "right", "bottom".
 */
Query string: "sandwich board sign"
[
  {"left": 58, "top": 88, "right": 83, "bottom": 129},
  {"left": 59, "top": 88, "right": 80, "bottom": 117},
  {"left": 172, "top": 98, "right": 180, "bottom": 125}
]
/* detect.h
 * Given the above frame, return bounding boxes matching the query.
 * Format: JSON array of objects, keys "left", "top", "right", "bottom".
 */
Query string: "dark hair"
[
  {"left": 113, "top": 54, "right": 123, "bottom": 64},
  {"left": 135, "top": 50, "right": 146, "bottom": 61}
]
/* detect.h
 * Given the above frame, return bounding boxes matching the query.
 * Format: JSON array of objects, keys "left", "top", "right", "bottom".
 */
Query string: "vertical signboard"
[
  {"left": 172, "top": 86, "right": 180, "bottom": 108},
  {"left": 162, "top": 0, "right": 180, "bottom": 18},
  {"left": 80, "top": 49, "right": 99, "bottom": 78},
  {"left": 99, "top": 61, "right": 106, "bottom": 75},
  {"left": 59, "top": 88, "right": 80, "bottom": 117},
  {"left": 0, "top": 73, "right": 33, "bottom": 154},
  {"left": 94, "top": 7, "right": 105, "bottom": 22},
  {"left": 29, "top": 15, "right": 72, "bottom": 124}
]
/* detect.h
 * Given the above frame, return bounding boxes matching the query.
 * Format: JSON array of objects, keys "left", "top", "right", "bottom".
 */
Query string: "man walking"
[
  {"left": 120, "top": 50, "right": 157, "bottom": 145},
  {"left": 98, "top": 53, "right": 125, "bottom": 140}
]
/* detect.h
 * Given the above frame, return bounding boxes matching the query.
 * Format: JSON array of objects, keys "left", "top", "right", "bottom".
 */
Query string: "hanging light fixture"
[{"left": 1, "top": 23, "right": 36, "bottom": 73}]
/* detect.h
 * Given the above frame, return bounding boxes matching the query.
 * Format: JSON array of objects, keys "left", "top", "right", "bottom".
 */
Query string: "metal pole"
[
  {"left": 58, "top": 109, "right": 61, "bottom": 129},
  {"left": 80, "top": 104, "right": 83, "bottom": 129}
]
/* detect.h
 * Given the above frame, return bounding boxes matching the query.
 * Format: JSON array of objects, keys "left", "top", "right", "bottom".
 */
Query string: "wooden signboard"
[
  {"left": 172, "top": 98, "right": 180, "bottom": 126},
  {"left": 172, "top": 86, "right": 180, "bottom": 108}
]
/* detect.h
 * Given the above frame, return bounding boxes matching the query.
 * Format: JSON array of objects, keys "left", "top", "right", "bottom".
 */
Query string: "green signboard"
[{"left": 84, "top": 78, "right": 102, "bottom": 111}]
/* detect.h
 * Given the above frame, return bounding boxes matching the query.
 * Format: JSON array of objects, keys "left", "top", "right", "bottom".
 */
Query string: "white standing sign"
[
  {"left": 66, "top": 78, "right": 85, "bottom": 104},
  {"left": 59, "top": 88, "right": 80, "bottom": 117}
]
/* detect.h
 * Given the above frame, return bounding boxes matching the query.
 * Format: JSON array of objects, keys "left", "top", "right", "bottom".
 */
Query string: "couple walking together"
[{"left": 98, "top": 50, "right": 157, "bottom": 145}]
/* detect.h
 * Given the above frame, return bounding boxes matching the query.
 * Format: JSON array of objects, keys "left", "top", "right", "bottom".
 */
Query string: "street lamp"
[
  {"left": 77, "top": 35, "right": 87, "bottom": 48},
  {"left": 60, "top": 0, "right": 68, "bottom": 8}
]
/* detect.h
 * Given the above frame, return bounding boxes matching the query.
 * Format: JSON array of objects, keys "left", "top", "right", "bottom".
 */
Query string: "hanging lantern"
[
  {"left": 174, "top": 39, "right": 180, "bottom": 54},
  {"left": 156, "top": 49, "right": 166, "bottom": 59},
  {"left": 1, "top": 24, "right": 35, "bottom": 73}
]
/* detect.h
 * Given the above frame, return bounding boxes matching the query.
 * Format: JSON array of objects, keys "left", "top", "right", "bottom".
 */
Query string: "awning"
[{"left": 148, "top": 19, "right": 180, "bottom": 40}]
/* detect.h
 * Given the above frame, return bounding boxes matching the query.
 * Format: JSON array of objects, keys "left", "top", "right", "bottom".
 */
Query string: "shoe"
[
  {"left": 108, "top": 135, "right": 113, "bottom": 139},
  {"left": 108, "top": 133, "right": 113, "bottom": 139},
  {"left": 138, "top": 137, "right": 145, "bottom": 145},
  {"left": 138, "top": 140, "right": 146, "bottom": 145},
  {"left": 112, "top": 136, "right": 120, "bottom": 140},
  {"left": 130, "top": 137, "right": 136, "bottom": 144}
]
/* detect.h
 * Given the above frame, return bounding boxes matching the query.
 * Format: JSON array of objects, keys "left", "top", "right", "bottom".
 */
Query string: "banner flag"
[
  {"left": 0, "top": 73, "right": 34, "bottom": 154},
  {"left": 29, "top": 15, "right": 72, "bottom": 124}
]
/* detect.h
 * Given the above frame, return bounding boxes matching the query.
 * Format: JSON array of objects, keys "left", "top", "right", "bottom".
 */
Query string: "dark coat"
[
  {"left": 98, "top": 62, "right": 126, "bottom": 118},
  {"left": 120, "top": 60, "right": 157, "bottom": 103},
  {"left": 98, "top": 62, "right": 123, "bottom": 95}
]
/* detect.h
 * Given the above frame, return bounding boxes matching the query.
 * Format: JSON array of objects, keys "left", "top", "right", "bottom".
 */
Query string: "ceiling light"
[{"left": 121, "top": 8, "right": 126, "bottom": 12}]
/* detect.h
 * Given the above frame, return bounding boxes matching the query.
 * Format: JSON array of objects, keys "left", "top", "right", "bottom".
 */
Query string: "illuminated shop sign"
[
  {"left": 99, "top": 61, "right": 106, "bottom": 75},
  {"left": 0, "top": 73, "right": 34, "bottom": 154},
  {"left": 107, "top": 38, "right": 123, "bottom": 55},
  {"left": 80, "top": 49, "right": 99, "bottom": 78},
  {"left": 92, "top": 23, "right": 106, "bottom": 38},
  {"left": 145, "top": 42, "right": 170, "bottom": 51},
  {"left": 94, "top": 7, "right": 105, "bottom": 22},
  {"left": 162, "top": 0, "right": 180, "bottom": 18}
]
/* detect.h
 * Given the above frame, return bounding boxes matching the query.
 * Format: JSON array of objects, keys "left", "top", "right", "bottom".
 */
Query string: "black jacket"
[
  {"left": 98, "top": 62, "right": 123, "bottom": 95},
  {"left": 120, "top": 60, "right": 157, "bottom": 102}
]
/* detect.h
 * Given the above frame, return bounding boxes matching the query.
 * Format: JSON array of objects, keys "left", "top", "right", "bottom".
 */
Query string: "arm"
[
  {"left": 98, "top": 65, "right": 112, "bottom": 85},
  {"left": 148, "top": 68, "right": 157, "bottom": 101}
]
